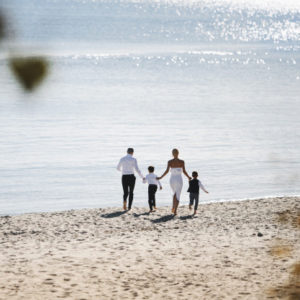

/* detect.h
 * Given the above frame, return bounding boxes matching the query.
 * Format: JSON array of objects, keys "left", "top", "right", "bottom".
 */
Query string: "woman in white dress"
[{"left": 157, "top": 149, "right": 191, "bottom": 215}]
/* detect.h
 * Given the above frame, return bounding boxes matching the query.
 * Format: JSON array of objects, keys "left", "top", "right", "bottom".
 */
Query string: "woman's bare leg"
[
  {"left": 173, "top": 198, "right": 179, "bottom": 215},
  {"left": 172, "top": 194, "right": 176, "bottom": 213}
]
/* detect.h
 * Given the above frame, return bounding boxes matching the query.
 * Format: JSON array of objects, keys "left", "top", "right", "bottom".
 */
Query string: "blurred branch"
[
  {"left": 0, "top": 10, "right": 5, "bottom": 41},
  {"left": 0, "top": 8, "right": 49, "bottom": 92},
  {"left": 9, "top": 57, "right": 49, "bottom": 92}
]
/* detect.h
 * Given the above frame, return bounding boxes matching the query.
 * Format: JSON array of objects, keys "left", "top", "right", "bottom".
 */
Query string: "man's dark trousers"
[{"left": 122, "top": 174, "right": 136, "bottom": 209}]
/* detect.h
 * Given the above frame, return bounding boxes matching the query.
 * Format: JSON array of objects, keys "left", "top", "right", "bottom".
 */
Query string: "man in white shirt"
[{"left": 117, "top": 148, "right": 144, "bottom": 210}]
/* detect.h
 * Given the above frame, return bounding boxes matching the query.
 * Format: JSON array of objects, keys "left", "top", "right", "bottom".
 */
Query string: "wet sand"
[{"left": 0, "top": 196, "right": 299, "bottom": 299}]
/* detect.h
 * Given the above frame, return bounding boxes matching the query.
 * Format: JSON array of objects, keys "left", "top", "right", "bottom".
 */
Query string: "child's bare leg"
[{"left": 172, "top": 194, "right": 176, "bottom": 213}]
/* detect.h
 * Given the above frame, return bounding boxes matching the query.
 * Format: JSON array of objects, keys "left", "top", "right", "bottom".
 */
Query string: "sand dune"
[{"left": 0, "top": 197, "right": 299, "bottom": 299}]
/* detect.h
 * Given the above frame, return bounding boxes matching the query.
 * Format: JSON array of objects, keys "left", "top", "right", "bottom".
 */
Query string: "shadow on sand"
[
  {"left": 151, "top": 214, "right": 175, "bottom": 223},
  {"left": 179, "top": 215, "right": 194, "bottom": 220},
  {"left": 101, "top": 211, "right": 127, "bottom": 218},
  {"left": 133, "top": 212, "right": 150, "bottom": 218}
]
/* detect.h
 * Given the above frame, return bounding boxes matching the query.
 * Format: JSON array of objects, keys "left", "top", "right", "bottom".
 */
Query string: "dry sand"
[{"left": 0, "top": 196, "right": 299, "bottom": 300}]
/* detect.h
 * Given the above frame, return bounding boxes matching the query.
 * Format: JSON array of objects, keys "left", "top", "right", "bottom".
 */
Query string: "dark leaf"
[{"left": 9, "top": 56, "right": 49, "bottom": 91}]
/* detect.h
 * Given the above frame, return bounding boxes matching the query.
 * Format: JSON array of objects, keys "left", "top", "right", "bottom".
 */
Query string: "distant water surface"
[{"left": 0, "top": 0, "right": 299, "bottom": 214}]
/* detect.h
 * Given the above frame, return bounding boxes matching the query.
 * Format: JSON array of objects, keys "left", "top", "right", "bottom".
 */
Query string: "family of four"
[{"left": 117, "top": 148, "right": 209, "bottom": 216}]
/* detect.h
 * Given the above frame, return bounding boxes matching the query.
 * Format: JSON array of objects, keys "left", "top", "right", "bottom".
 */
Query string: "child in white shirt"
[{"left": 143, "top": 166, "right": 162, "bottom": 212}]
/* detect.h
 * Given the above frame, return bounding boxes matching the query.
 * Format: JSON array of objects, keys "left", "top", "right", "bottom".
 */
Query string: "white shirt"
[
  {"left": 143, "top": 173, "right": 162, "bottom": 188},
  {"left": 117, "top": 154, "right": 143, "bottom": 178},
  {"left": 198, "top": 180, "right": 208, "bottom": 193}
]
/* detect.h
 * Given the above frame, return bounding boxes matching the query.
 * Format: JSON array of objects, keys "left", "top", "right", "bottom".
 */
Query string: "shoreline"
[
  {"left": 1, "top": 196, "right": 299, "bottom": 299},
  {"left": 2, "top": 194, "right": 300, "bottom": 217}
]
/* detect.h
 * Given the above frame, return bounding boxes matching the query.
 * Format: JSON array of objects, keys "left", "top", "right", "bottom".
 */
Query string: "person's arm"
[
  {"left": 117, "top": 159, "right": 122, "bottom": 172},
  {"left": 134, "top": 158, "right": 144, "bottom": 179},
  {"left": 156, "top": 178, "right": 162, "bottom": 189},
  {"left": 199, "top": 181, "right": 209, "bottom": 193},
  {"left": 157, "top": 162, "right": 170, "bottom": 180},
  {"left": 143, "top": 175, "right": 148, "bottom": 184},
  {"left": 182, "top": 161, "right": 191, "bottom": 180}
]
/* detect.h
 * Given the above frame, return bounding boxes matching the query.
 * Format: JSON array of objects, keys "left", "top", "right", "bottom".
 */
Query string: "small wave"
[
  {"left": 83, "top": 0, "right": 300, "bottom": 11},
  {"left": 201, "top": 194, "right": 300, "bottom": 204},
  {"left": 187, "top": 50, "right": 234, "bottom": 56}
]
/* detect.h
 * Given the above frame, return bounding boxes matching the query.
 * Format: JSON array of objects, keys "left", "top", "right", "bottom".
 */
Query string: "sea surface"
[{"left": 0, "top": 0, "right": 299, "bottom": 215}]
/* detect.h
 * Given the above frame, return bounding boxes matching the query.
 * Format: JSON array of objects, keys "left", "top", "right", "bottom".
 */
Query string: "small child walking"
[
  {"left": 187, "top": 171, "right": 209, "bottom": 215},
  {"left": 143, "top": 166, "right": 162, "bottom": 212}
]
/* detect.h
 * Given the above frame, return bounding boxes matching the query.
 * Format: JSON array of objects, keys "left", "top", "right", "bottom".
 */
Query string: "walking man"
[{"left": 117, "top": 148, "right": 144, "bottom": 210}]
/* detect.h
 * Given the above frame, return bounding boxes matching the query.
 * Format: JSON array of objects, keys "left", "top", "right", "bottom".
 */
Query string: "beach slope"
[{"left": 0, "top": 197, "right": 299, "bottom": 299}]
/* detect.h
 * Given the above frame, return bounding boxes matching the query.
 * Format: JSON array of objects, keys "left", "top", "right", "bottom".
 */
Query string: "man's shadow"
[
  {"left": 151, "top": 214, "right": 175, "bottom": 223},
  {"left": 101, "top": 211, "right": 127, "bottom": 218}
]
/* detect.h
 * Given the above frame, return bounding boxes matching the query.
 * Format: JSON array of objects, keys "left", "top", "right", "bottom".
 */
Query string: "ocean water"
[{"left": 0, "top": 0, "right": 299, "bottom": 215}]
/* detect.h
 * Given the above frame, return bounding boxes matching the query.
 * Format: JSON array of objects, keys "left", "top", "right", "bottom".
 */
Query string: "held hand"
[
  {"left": 157, "top": 176, "right": 161, "bottom": 180},
  {"left": 188, "top": 176, "right": 192, "bottom": 181},
  {"left": 205, "top": 191, "right": 209, "bottom": 194}
]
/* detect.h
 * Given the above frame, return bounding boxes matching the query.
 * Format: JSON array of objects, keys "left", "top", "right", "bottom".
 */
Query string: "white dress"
[{"left": 170, "top": 168, "right": 183, "bottom": 201}]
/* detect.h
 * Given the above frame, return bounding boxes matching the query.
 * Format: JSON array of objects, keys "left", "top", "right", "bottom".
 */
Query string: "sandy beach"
[{"left": 0, "top": 196, "right": 299, "bottom": 299}]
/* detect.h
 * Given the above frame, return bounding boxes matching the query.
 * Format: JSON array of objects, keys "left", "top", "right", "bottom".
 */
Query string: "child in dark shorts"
[
  {"left": 143, "top": 166, "right": 162, "bottom": 212},
  {"left": 187, "top": 171, "right": 209, "bottom": 215}
]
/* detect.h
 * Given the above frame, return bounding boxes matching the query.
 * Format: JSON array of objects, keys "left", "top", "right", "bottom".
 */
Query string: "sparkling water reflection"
[{"left": 0, "top": 0, "right": 299, "bottom": 214}]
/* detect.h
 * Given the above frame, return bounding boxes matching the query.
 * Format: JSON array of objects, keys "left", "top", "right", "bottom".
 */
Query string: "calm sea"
[{"left": 0, "top": 0, "right": 299, "bottom": 215}]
